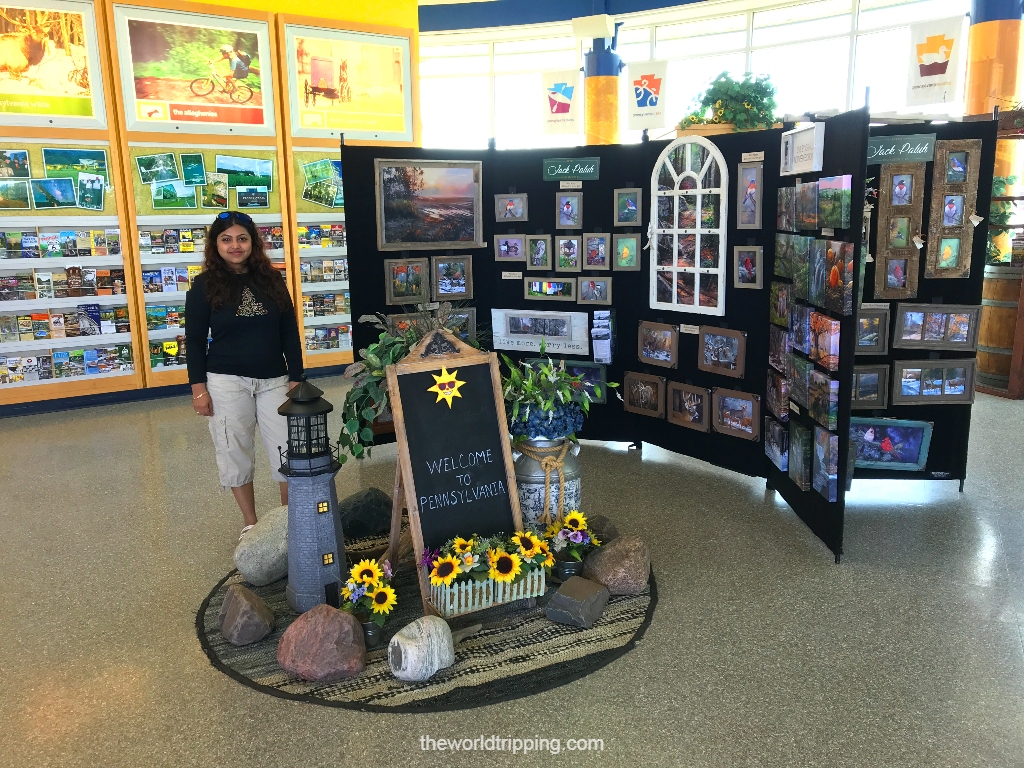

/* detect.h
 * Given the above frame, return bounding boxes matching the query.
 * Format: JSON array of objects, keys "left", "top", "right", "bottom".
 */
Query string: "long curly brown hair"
[{"left": 202, "top": 212, "right": 292, "bottom": 312}]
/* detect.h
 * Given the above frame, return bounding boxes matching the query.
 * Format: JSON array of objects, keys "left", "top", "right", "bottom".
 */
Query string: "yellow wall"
[{"left": 190, "top": 0, "right": 419, "bottom": 33}]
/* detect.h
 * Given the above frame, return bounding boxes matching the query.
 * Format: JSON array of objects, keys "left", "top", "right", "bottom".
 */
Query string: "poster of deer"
[
  {"left": 112, "top": 6, "right": 275, "bottom": 135},
  {"left": 0, "top": 0, "right": 104, "bottom": 127}
]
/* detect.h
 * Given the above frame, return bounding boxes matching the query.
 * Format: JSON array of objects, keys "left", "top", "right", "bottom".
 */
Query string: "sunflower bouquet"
[
  {"left": 426, "top": 531, "right": 555, "bottom": 587},
  {"left": 341, "top": 558, "right": 398, "bottom": 628},
  {"left": 544, "top": 510, "right": 601, "bottom": 562}
]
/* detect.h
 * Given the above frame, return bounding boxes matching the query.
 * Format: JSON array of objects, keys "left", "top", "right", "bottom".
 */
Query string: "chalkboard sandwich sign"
[{"left": 385, "top": 329, "right": 524, "bottom": 614}]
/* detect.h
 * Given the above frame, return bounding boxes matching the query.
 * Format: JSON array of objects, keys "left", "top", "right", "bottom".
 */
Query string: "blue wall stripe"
[{"left": 420, "top": 0, "right": 705, "bottom": 33}]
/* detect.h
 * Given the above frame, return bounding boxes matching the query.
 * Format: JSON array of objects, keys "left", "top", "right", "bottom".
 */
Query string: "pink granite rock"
[
  {"left": 219, "top": 584, "right": 275, "bottom": 646},
  {"left": 277, "top": 604, "right": 366, "bottom": 681},
  {"left": 582, "top": 536, "right": 650, "bottom": 595}
]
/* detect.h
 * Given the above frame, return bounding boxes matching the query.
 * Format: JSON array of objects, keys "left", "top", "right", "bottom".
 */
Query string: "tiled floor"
[{"left": 2, "top": 380, "right": 1023, "bottom": 767}]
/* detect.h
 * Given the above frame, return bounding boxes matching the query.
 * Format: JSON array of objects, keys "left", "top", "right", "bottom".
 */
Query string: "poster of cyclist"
[
  {"left": 0, "top": 0, "right": 106, "bottom": 129},
  {"left": 284, "top": 23, "right": 412, "bottom": 142},
  {"left": 113, "top": 6, "right": 276, "bottom": 135}
]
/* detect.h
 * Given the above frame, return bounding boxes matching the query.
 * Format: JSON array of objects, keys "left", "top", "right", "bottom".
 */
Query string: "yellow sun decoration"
[{"left": 427, "top": 366, "right": 466, "bottom": 408}]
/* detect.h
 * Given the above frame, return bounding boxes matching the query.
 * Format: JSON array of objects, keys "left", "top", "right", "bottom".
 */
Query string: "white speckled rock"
[
  {"left": 233, "top": 505, "right": 288, "bottom": 587},
  {"left": 388, "top": 616, "right": 455, "bottom": 682}
]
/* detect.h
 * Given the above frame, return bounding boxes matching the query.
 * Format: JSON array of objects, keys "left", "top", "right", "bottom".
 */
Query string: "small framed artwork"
[
  {"left": 383, "top": 258, "right": 429, "bottom": 305},
  {"left": 808, "top": 369, "right": 839, "bottom": 430},
  {"left": 711, "top": 387, "right": 761, "bottom": 441},
  {"left": 638, "top": 321, "right": 678, "bottom": 369},
  {"left": 736, "top": 162, "right": 762, "bottom": 229},
  {"left": 448, "top": 307, "right": 477, "bottom": 343},
  {"left": 765, "top": 415, "right": 789, "bottom": 471},
  {"left": 788, "top": 353, "right": 813, "bottom": 409},
  {"left": 524, "top": 278, "right": 577, "bottom": 301},
  {"left": 668, "top": 382, "right": 711, "bottom": 432},
  {"left": 526, "top": 235, "right": 552, "bottom": 271},
  {"left": 431, "top": 254, "right": 473, "bottom": 301},
  {"left": 769, "top": 281, "right": 790, "bottom": 327},
  {"left": 623, "top": 371, "right": 666, "bottom": 418},
  {"left": 613, "top": 187, "right": 641, "bottom": 226},
  {"left": 525, "top": 359, "right": 608, "bottom": 403},
  {"left": 817, "top": 175, "right": 852, "bottom": 229},
  {"left": 925, "top": 139, "right": 982, "bottom": 280},
  {"left": 556, "top": 191, "right": 583, "bottom": 229},
  {"left": 494, "top": 234, "right": 526, "bottom": 262},
  {"left": 734, "top": 246, "right": 763, "bottom": 289},
  {"left": 892, "top": 359, "right": 977, "bottom": 405},
  {"left": 875, "top": 163, "right": 925, "bottom": 299},
  {"left": 613, "top": 234, "right": 641, "bottom": 271},
  {"left": 856, "top": 303, "right": 890, "bottom": 355},
  {"left": 555, "top": 235, "right": 583, "bottom": 272},
  {"left": 777, "top": 186, "right": 796, "bottom": 232},
  {"left": 495, "top": 193, "right": 528, "bottom": 222},
  {"left": 850, "top": 417, "right": 933, "bottom": 471},
  {"left": 766, "top": 368, "right": 789, "bottom": 422},
  {"left": 809, "top": 311, "right": 841, "bottom": 371},
  {"left": 768, "top": 325, "right": 792, "bottom": 373},
  {"left": 583, "top": 233, "right": 611, "bottom": 269},
  {"left": 796, "top": 180, "right": 818, "bottom": 230},
  {"left": 789, "top": 421, "right": 813, "bottom": 490},
  {"left": 812, "top": 426, "right": 839, "bottom": 502},
  {"left": 852, "top": 365, "right": 890, "bottom": 409},
  {"left": 697, "top": 326, "right": 747, "bottom": 379},
  {"left": 892, "top": 304, "right": 981, "bottom": 351},
  {"left": 579, "top": 277, "right": 613, "bottom": 305}
]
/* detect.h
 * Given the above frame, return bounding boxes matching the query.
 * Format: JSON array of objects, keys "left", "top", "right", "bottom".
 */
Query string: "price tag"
[
  {"left": 821, "top": 227, "right": 835, "bottom": 237},
  {"left": 502, "top": 271, "right": 522, "bottom": 280},
  {"left": 969, "top": 213, "right": 984, "bottom": 227},
  {"left": 678, "top": 324, "right": 700, "bottom": 334},
  {"left": 560, "top": 180, "right": 583, "bottom": 190},
  {"left": 912, "top": 235, "right": 925, "bottom": 250},
  {"left": 741, "top": 151, "right": 765, "bottom": 162},
  {"left": 789, "top": 401, "right": 800, "bottom": 413}
]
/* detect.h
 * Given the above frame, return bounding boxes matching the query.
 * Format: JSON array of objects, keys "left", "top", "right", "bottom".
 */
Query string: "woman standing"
[{"left": 186, "top": 211, "right": 304, "bottom": 539}]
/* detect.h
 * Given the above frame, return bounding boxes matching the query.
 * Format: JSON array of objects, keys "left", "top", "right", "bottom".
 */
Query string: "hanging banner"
[
  {"left": 542, "top": 70, "right": 581, "bottom": 135},
  {"left": 626, "top": 61, "right": 667, "bottom": 131},
  {"left": 906, "top": 17, "right": 965, "bottom": 106}
]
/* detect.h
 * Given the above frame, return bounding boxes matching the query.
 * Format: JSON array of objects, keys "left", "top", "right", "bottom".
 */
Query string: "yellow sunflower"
[
  {"left": 536, "top": 541, "right": 555, "bottom": 569},
  {"left": 515, "top": 532, "right": 543, "bottom": 558},
  {"left": 486, "top": 547, "right": 500, "bottom": 566},
  {"left": 368, "top": 583, "right": 398, "bottom": 614},
  {"left": 430, "top": 555, "right": 461, "bottom": 587},
  {"left": 452, "top": 537, "right": 475, "bottom": 555},
  {"left": 350, "top": 559, "right": 383, "bottom": 585},
  {"left": 544, "top": 521, "right": 562, "bottom": 539},
  {"left": 563, "top": 511, "right": 587, "bottom": 532},
  {"left": 589, "top": 533, "right": 602, "bottom": 547},
  {"left": 488, "top": 549, "right": 522, "bottom": 583}
]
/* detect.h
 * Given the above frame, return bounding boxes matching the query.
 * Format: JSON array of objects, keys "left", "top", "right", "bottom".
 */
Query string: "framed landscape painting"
[
  {"left": 375, "top": 159, "right": 484, "bottom": 250},
  {"left": 711, "top": 387, "right": 760, "bottom": 441},
  {"left": 383, "top": 257, "right": 429, "bottom": 305}
]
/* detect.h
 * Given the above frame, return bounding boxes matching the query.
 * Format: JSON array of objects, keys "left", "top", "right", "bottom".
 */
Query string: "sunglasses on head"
[{"left": 216, "top": 211, "right": 253, "bottom": 224}]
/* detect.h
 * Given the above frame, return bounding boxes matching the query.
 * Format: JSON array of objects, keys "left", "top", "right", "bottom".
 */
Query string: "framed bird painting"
[
  {"left": 736, "top": 162, "right": 762, "bottom": 229},
  {"left": 925, "top": 139, "right": 981, "bottom": 280},
  {"left": 874, "top": 163, "right": 925, "bottom": 300},
  {"left": 613, "top": 188, "right": 641, "bottom": 227}
]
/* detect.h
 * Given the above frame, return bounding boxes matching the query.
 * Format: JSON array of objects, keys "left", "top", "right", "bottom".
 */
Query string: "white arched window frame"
[{"left": 649, "top": 136, "right": 729, "bottom": 317}]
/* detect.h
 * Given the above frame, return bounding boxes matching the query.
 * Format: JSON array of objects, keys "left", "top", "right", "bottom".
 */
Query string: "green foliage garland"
[{"left": 680, "top": 72, "right": 776, "bottom": 131}]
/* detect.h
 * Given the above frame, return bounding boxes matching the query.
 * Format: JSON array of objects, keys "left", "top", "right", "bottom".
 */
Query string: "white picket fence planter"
[{"left": 429, "top": 567, "right": 547, "bottom": 619}]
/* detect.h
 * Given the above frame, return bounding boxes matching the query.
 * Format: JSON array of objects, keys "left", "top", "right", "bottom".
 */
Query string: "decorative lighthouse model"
[{"left": 278, "top": 378, "right": 346, "bottom": 613}]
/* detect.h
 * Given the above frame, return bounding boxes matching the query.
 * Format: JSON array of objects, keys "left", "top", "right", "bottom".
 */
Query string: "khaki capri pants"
[{"left": 205, "top": 372, "right": 291, "bottom": 487}]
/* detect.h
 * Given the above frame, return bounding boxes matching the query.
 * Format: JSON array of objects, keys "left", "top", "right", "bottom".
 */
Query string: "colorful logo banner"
[
  {"left": 907, "top": 17, "right": 965, "bottom": 106},
  {"left": 542, "top": 70, "right": 581, "bottom": 135},
  {"left": 626, "top": 61, "right": 667, "bottom": 130}
]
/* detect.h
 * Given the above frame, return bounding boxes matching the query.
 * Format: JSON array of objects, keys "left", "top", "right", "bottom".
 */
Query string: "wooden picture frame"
[
  {"left": 711, "top": 387, "right": 761, "bottom": 440},
  {"left": 449, "top": 307, "right": 477, "bottom": 343},
  {"left": 523, "top": 277, "right": 577, "bottom": 301},
  {"left": 555, "top": 191, "right": 583, "bottom": 230},
  {"left": 494, "top": 234, "right": 526, "bottom": 262},
  {"left": 892, "top": 359, "right": 977, "bottom": 405},
  {"left": 736, "top": 162, "right": 763, "bottom": 229},
  {"left": 622, "top": 371, "right": 666, "bottom": 418},
  {"left": 638, "top": 321, "right": 679, "bottom": 369},
  {"left": 613, "top": 187, "right": 642, "bottom": 227},
  {"left": 525, "top": 235, "right": 552, "bottom": 271},
  {"left": 583, "top": 232, "right": 612, "bottom": 270},
  {"left": 384, "top": 330, "right": 524, "bottom": 614},
  {"left": 852, "top": 364, "right": 890, "bottom": 409},
  {"left": 494, "top": 192, "right": 529, "bottom": 222},
  {"left": 612, "top": 233, "right": 641, "bottom": 271},
  {"left": 374, "top": 159, "right": 484, "bottom": 251},
  {"left": 697, "top": 325, "right": 747, "bottom": 379},
  {"left": 668, "top": 381, "right": 710, "bottom": 431},
  {"left": 578, "top": 276, "right": 613, "bottom": 305},
  {"left": 925, "top": 139, "right": 982, "bottom": 279},
  {"left": 555, "top": 235, "right": 583, "bottom": 273},
  {"left": 856, "top": 302, "right": 890, "bottom": 355},
  {"left": 874, "top": 162, "right": 925, "bottom": 299},
  {"left": 431, "top": 254, "right": 474, "bottom": 301},
  {"left": 891, "top": 303, "right": 981, "bottom": 351},
  {"left": 383, "top": 257, "right": 429, "bottom": 305},
  {"left": 733, "top": 245, "right": 763, "bottom": 289}
]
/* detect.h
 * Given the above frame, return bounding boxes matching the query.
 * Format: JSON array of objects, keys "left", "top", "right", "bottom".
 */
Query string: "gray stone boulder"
[
  {"left": 338, "top": 488, "right": 393, "bottom": 539},
  {"left": 388, "top": 615, "right": 455, "bottom": 682},
  {"left": 545, "top": 576, "right": 609, "bottom": 629},
  {"left": 586, "top": 514, "right": 619, "bottom": 544},
  {"left": 219, "top": 584, "right": 275, "bottom": 646},
  {"left": 277, "top": 604, "right": 366, "bottom": 682},
  {"left": 582, "top": 536, "right": 650, "bottom": 595},
  {"left": 234, "top": 505, "right": 288, "bottom": 586}
]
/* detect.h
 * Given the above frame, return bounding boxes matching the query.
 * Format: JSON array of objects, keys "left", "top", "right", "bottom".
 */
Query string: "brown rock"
[
  {"left": 219, "top": 584, "right": 275, "bottom": 646},
  {"left": 277, "top": 604, "right": 366, "bottom": 681},
  {"left": 545, "top": 576, "right": 609, "bottom": 628},
  {"left": 582, "top": 536, "right": 650, "bottom": 595},
  {"left": 586, "top": 514, "right": 619, "bottom": 544}
]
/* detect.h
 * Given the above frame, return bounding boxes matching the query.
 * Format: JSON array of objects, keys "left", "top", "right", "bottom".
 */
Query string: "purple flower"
[
  {"left": 383, "top": 560, "right": 394, "bottom": 579},
  {"left": 557, "top": 530, "right": 568, "bottom": 541},
  {"left": 419, "top": 548, "right": 440, "bottom": 568},
  {"left": 569, "top": 531, "right": 584, "bottom": 544}
]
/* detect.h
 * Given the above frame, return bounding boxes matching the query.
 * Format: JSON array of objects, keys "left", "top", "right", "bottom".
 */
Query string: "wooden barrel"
[{"left": 978, "top": 265, "right": 1022, "bottom": 390}]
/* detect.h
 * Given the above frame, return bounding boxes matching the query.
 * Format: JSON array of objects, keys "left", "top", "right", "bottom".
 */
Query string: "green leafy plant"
[
  {"left": 988, "top": 174, "right": 1019, "bottom": 264},
  {"left": 679, "top": 72, "right": 776, "bottom": 131},
  {"left": 337, "top": 303, "right": 479, "bottom": 463}
]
